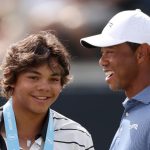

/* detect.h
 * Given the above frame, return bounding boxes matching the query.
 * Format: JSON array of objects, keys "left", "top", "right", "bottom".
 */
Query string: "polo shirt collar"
[
  {"left": 132, "top": 85, "right": 150, "bottom": 104},
  {"left": 123, "top": 85, "right": 150, "bottom": 107}
]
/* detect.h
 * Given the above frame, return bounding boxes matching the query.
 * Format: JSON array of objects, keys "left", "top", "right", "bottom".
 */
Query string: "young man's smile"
[{"left": 12, "top": 63, "right": 62, "bottom": 114}]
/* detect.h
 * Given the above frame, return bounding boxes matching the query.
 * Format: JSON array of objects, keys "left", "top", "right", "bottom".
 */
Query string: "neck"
[
  {"left": 16, "top": 112, "right": 47, "bottom": 150},
  {"left": 125, "top": 66, "right": 150, "bottom": 98},
  {"left": 12, "top": 104, "right": 47, "bottom": 140},
  {"left": 17, "top": 113, "right": 46, "bottom": 139},
  {"left": 125, "top": 78, "right": 150, "bottom": 98}
]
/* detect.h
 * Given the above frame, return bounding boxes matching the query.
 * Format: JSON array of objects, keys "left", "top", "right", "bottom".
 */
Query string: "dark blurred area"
[
  {"left": 0, "top": 0, "right": 149, "bottom": 149},
  {"left": 0, "top": 86, "right": 125, "bottom": 150},
  {"left": 52, "top": 86, "right": 125, "bottom": 150}
]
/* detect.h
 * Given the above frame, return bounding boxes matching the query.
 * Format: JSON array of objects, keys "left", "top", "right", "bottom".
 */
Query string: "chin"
[
  {"left": 31, "top": 106, "right": 50, "bottom": 114},
  {"left": 109, "top": 84, "right": 122, "bottom": 91}
]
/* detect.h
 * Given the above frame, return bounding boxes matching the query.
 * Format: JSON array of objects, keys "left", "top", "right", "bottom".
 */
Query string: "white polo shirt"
[{"left": 0, "top": 108, "right": 95, "bottom": 150}]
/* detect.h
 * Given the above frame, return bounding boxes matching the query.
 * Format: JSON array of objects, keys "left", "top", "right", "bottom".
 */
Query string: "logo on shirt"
[{"left": 129, "top": 124, "right": 138, "bottom": 130}]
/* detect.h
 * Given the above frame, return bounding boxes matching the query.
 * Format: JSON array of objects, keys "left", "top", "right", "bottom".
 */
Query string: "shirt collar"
[
  {"left": 132, "top": 85, "right": 150, "bottom": 104},
  {"left": 123, "top": 85, "right": 150, "bottom": 107}
]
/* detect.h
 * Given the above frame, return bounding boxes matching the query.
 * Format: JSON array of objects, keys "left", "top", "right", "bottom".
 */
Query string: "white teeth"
[
  {"left": 36, "top": 97, "right": 48, "bottom": 100},
  {"left": 105, "top": 71, "right": 114, "bottom": 77}
]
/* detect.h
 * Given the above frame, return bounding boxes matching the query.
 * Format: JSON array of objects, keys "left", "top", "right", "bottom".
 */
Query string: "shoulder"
[
  {"left": 51, "top": 109, "right": 90, "bottom": 134},
  {"left": 51, "top": 109, "right": 95, "bottom": 149}
]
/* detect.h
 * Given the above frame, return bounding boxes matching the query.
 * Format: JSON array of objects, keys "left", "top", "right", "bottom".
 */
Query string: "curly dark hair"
[{"left": 1, "top": 30, "right": 72, "bottom": 98}]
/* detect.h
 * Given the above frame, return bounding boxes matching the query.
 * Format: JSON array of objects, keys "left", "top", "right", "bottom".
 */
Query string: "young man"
[
  {"left": 0, "top": 31, "right": 94, "bottom": 150},
  {"left": 80, "top": 9, "right": 150, "bottom": 150}
]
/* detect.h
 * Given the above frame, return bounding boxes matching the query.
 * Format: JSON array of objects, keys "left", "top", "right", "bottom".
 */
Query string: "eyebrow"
[
  {"left": 27, "top": 70, "right": 61, "bottom": 76},
  {"left": 101, "top": 46, "right": 115, "bottom": 50}
]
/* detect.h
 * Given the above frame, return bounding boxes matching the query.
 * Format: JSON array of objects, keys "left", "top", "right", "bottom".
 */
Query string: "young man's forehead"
[
  {"left": 24, "top": 65, "right": 62, "bottom": 76},
  {"left": 29, "top": 70, "right": 61, "bottom": 76}
]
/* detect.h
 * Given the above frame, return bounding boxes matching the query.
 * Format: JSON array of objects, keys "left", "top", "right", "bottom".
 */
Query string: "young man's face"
[
  {"left": 12, "top": 62, "right": 62, "bottom": 115},
  {"left": 99, "top": 43, "right": 139, "bottom": 92}
]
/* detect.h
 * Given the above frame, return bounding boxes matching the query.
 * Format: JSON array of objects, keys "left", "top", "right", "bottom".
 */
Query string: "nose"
[
  {"left": 37, "top": 80, "right": 50, "bottom": 92},
  {"left": 99, "top": 54, "right": 109, "bottom": 67}
]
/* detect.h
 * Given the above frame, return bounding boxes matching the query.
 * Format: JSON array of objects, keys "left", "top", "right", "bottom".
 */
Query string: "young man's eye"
[
  {"left": 53, "top": 78, "right": 60, "bottom": 81},
  {"left": 51, "top": 78, "right": 61, "bottom": 82},
  {"left": 28, "top": 76, "right": 39, "bottom": 80}
]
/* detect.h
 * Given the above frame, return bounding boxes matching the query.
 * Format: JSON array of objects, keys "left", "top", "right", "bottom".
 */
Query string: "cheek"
[
  {"left": 13, "top": 81, "right": 33, "bottom": 94},
  {"left": 53, "top": 86, "right": 62, "bottom": 95},
  {"left": 117, "top": 61, "right": 138, "bottom": 80}
]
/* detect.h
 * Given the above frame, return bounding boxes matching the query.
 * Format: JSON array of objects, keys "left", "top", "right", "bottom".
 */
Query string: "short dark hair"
[
  {"left": 126, "top": 42, "right": 141, "bottom": 52},
  {"left": 1, "top": 30, "right": 72, "bottom": 98}
]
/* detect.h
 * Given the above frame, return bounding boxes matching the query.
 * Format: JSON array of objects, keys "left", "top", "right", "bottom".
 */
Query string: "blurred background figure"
[{"left": 0, "top": 0, "right": 149, "bottom": 149}]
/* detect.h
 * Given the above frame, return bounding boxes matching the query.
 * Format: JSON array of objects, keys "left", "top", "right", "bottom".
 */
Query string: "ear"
[{"left": 136, "top": 44, "right": 150, "bottom": 64}]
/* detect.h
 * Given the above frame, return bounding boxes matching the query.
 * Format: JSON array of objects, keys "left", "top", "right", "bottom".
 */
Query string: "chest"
[{"left": 110, "top": 105, "right": 150, "bottom": 150}]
